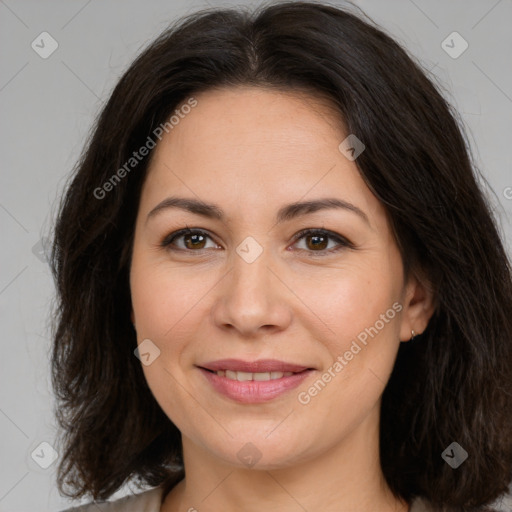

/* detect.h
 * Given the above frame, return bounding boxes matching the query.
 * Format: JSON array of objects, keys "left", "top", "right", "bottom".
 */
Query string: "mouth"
[
  {"left": 196, "top": 359, "right": 315, "bottom": 403},
  {"left": 202, "top": 368, "right": 297, "bottom": 381}
]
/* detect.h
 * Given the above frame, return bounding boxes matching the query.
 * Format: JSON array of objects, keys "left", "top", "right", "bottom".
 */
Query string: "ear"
[{"left": 399, "top": 272, "right": 436, "bottom": 342}]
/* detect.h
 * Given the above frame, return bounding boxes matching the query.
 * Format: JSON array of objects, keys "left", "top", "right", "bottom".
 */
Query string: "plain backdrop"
[{"left": 1, "top": 0, "right": 511, "bottom": 511}]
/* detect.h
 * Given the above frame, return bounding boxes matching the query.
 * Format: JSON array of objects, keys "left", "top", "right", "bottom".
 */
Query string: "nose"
[{"left": 211, "top": 246, "right": 293, "bottom": 338}]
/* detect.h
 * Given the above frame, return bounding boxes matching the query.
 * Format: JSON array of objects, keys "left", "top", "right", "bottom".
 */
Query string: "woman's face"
[{"left": 130, "top": 86, "right": 431, "bottom": 470}]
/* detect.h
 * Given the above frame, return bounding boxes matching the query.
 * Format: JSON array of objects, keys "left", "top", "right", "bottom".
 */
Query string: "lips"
[{"left": 197, "top": 359, "right": 315, "bottom": 403}]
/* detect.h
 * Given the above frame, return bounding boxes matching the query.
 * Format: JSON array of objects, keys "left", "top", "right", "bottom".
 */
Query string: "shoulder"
[
  {"left": 410, "top": 497, "right": 434, "bottom": 512},
  {"left": 58, "top": 485, "right": 165, "bottom": 512},
  {"left": 409, "top": 497, "right": 502, "bottom": 512}
]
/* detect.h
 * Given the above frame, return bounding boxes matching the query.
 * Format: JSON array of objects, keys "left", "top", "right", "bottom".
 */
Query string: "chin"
[{"left": 197, "top": 428, "right": 316, "bottom": 470}]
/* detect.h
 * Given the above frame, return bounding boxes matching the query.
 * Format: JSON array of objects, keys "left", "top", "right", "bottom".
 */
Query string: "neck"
[{"left": 161, "top": 405, "right": 409, "bottom": 512}]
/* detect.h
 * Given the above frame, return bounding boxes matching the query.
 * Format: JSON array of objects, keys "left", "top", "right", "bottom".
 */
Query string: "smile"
[
  {"left": 197, "top": 359, "right": 315, "bottom": 403},
  {"left": 211, "top": 370, "right": 294, "bottom": 381}
]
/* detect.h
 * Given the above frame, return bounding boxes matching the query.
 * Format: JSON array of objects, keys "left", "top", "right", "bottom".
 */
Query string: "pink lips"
[{"left": 197, "top": 359, "right": 314, "bottom": 404}]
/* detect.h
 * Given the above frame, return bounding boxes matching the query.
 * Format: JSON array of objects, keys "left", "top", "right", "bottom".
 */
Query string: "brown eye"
[
  {"left": 305, "top": 233, "right": 328, "bottom": 250},
  {"left": 161, "top": 227, "right": 352, "bottom": 256},
  {"left": 162, "top": 228, "right": 218, "bottom": 251},
  {"left": 293, "top": 229, "right": 353, "bottom": 255},
  {"left": 183, "top": 232, "right": 207, "bottom": 249}
]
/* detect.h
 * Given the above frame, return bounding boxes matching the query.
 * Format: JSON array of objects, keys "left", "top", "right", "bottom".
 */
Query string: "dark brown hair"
[{"left": 50, "top": 2, "right": 512, "bottom": 510}]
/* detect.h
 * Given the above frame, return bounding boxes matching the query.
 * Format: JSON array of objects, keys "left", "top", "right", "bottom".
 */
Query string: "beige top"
[{"left": 59, "top": 485, "right": 435, "bottom": 512}]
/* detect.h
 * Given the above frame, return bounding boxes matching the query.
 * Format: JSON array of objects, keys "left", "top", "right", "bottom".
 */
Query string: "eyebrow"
[{"left": 146, "top": 196, "right": 370, "bottom": 226}]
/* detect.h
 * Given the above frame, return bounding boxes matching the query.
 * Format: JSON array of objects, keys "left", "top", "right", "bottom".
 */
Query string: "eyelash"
[{"left": 160, "top": 227, "right": 354, "bottom": 257}]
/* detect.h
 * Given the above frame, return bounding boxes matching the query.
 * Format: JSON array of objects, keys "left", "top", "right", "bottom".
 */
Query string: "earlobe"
[{"left": 399, "top": 272, "right": 436, "bottom": 342}]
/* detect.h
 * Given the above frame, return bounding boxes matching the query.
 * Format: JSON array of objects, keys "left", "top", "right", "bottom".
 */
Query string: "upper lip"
[{"left": 199, "top": 359, "right": 312, "bottom": 373}]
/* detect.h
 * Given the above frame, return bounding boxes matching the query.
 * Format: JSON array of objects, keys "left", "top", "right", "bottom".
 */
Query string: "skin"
[{"left": 129, "top": 86, "right": 435, "bottom": 512}]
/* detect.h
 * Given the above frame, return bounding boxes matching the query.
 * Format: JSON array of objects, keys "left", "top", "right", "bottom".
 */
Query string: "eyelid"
[
  {"left": 160, "top": 227, "right": 354, "bottom": 255},
  {"left": 291, "top": 228, "right": 355, "bottom": 253},
  {"left": 161, "top": 227, "right": 219, "bottom": 250}
]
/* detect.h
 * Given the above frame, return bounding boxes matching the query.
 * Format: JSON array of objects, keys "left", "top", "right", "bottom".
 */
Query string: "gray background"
[{"left": 1, "top": 0, "right": 511, "bottom": 510}]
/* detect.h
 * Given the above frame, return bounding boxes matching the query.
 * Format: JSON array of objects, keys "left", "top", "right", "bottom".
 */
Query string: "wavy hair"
[{"left": 50, "top": 2, "right": 512, "bottom": 510}]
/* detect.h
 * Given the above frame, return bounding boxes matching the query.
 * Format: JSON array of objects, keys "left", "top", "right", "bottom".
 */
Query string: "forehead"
[{"left": 140, "top": 86, "right": 384, "bottom": 225}]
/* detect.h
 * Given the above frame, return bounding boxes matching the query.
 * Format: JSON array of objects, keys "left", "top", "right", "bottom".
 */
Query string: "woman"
[{"left": 52, "top": 2, "right": 512, "bottom": 511}]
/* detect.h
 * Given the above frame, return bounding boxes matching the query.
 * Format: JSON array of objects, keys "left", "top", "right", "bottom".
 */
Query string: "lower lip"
[{"left": 198, "top": 368, "right": 313, "bottom": 403}]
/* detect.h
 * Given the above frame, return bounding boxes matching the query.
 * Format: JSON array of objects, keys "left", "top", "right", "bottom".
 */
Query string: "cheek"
[
  {"left": 130, "top": 256, "right": 208, "bottom": 337},
  {"left": 294, "top": 270, "right": 402, "bottom": 429},
  {"left": 299, "top": 261, "right": 403, "bottom": 411},
  {"left": 306, "top": 263, "right": 401, "bottom": 345},
  {"left": 130, "top": 258, "right": 207, "bottom": 423}
]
